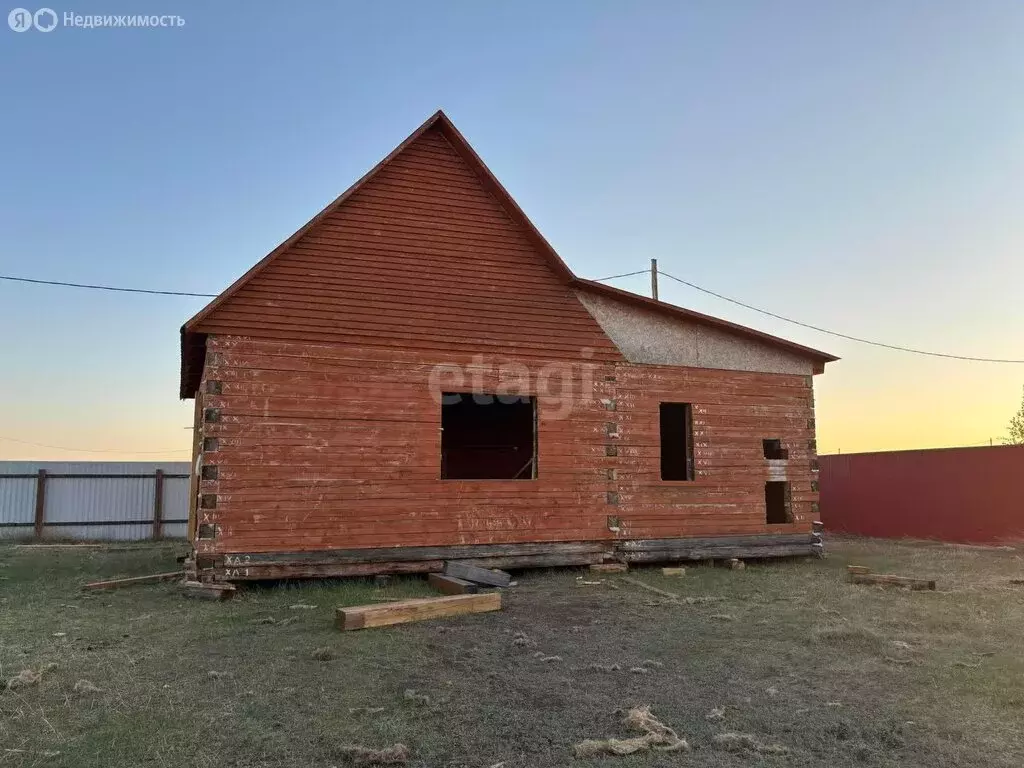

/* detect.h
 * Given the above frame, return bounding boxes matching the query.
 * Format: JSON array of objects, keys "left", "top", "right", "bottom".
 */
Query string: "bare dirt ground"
[{"left": 2, "top": 537, "right": 1023, "bottom": 767}]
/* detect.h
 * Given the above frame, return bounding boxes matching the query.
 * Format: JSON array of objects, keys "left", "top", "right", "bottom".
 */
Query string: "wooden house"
[{"left": 180, "top": 111, "right": 837, "bottom": 582}]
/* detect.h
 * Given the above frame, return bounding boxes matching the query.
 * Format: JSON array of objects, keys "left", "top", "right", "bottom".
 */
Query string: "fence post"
[
  {"left": 152, "top": 470, "right": 164, "bottom": 540},
  {"left": 34, "top": 469, "right": 47, "bottom": 539}
]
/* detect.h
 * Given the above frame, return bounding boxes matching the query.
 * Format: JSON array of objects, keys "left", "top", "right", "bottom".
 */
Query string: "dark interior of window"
[
  {"left": 762, "top": 438, "right": 788, "bottom": 460},
  {"left": 441, "top": 393, "right": 536, "bottom": 480},
  {"left": 765, "top": 480, "right": 792, "bottom": 524},
  {"left": 659, "top": 402, "right": 694, "bottom": 481}
]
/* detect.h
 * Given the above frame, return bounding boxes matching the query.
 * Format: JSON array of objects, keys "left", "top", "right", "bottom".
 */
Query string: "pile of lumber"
[
  {"left": 427, "top": 560, "right": 512, "bottom": 595},
  {"left": 337, "top": 560, "right": 511, "bottom": 632}
]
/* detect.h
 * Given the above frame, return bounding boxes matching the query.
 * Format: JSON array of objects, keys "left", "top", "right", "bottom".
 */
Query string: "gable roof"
[
  {"left": 183, "top": 111, "right": 574, "bottom": 333},
  {"left": 180, "top": 110, "right": 836, "bottom": 397}
]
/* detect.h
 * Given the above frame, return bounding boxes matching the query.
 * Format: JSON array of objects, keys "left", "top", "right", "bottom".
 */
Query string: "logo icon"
[
  {"left": 8, "top": 7, "right": 32, "bottom": 30},
  {"left": 33, "top": 7, "right": 55, "bottom": 31},
  {"left": 8, "top": 6, "right": 57, "bottom": 31}
]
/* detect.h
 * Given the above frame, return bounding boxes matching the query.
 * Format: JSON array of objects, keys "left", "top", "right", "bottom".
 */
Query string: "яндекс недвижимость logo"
[
  {"left": 8, "top": 8, "right": 184, "bottom": 31},
  {"left": 8, "top": 7, "right": 56, "bottom": 31}
]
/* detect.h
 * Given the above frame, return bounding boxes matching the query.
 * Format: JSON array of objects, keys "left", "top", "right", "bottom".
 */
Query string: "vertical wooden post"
[
  {"left": 650, "top": 258, "right": 659, "bottom": 301},
  {"left": 187, "top": 393, "right": 203, "bottom": 543},
  {"left": 152, "top": 469, "right": 165, "bottom": 540},
  {"left": 33, "top": 469, "right": 47, "bottom": 540}
]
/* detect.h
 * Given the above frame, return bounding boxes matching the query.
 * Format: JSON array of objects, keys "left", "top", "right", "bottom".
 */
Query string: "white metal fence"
[{"left": 0, "top": 462, "right": 190, "bottom": 540}]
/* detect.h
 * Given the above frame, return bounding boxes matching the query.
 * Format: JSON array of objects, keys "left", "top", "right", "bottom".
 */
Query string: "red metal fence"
[{"left": 819, "top": 445, "right": 1024, "bottom": 544}]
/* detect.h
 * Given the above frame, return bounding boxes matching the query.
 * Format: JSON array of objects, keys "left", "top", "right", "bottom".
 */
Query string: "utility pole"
[{"left": 650, "top": 258, "right": 658, "bottom": 301}]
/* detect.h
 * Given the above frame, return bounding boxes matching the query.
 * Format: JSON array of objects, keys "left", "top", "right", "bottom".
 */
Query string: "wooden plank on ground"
[
  {"left": 83, "top": 571, "right": 183, "bottom": 590},
  {"left": 661, "top": 567, "right": 686, "bottom": 576},
  {"left": 427, "top": 573, "right": 482, "bottom": 595},
  {"left": 443, "top": 560, "right": 511, "bottom": 587},
  {"left": 180, "top": 580, "right": 237, "bottom": 601},
  {"left": 850, "top": 573, "right": 936, "bottom": 591},
  {"left": 619, "top": 576, "right": 679, "bottom": 600},
  {"left": 590, "top": 563, "right": 628, "bottom": 573},
  {"left": 337, "top": 592, "right": 501, "bottom": 631}
]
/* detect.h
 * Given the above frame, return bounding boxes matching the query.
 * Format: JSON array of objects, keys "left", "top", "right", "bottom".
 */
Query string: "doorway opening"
[{"left": 765, "top": 481, "right": 792, "bottom": 524}]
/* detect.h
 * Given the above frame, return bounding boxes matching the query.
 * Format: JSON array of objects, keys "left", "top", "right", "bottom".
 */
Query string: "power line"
[
  {"left": 654, "top": 269, "right": 1024, "bottom": 364},
  {"left": 0, "top": 274, "right": 217, "bottom": 297},
  {"left": 3, "top": 268, "right": 1022, "bottom": 363},
  {"left": 0, "top": 435, "right": 191, "bottom": 454},
  {"left": 592, "top": 270, "right": 649, "bottom": 282}
]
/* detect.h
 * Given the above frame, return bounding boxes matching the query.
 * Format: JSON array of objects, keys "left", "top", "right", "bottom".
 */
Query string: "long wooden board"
[
  {"left": 590, "top": 563, "right": 628, "bottom": 573},
  {"left": 849, "top": 572, "right": 936, "bottom": 591},
  {"left": 337, "top": 592, "right": 501, "bottom": 631},
  {"left": 619, "top": 576, "right": 679, "bottom": 600},
  {"left": 83, "top": 571, "right": 183, "bottom": 590}
]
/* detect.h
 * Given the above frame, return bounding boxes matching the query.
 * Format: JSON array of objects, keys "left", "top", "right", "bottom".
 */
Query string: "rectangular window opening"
[
  {"left": 441, "top": 393, "right": 536, "bottom": 480},
  {"left": 659, "top": 402, "right": 694, "bottom": 481},
  {"left": 762, "top": 438, "right": 788, "bottom": 460},
  {"left": 765, "top": 481, "right": 792, "bottom": 524}
]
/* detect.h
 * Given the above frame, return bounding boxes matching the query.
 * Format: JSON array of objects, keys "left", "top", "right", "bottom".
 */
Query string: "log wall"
[{"left": 193, "top": 335, "right": 818, "bottom": 577}]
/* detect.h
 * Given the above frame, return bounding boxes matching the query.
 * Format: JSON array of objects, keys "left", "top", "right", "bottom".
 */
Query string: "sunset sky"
[{"left": 1, "top": 1, "right": 1022, "bottom": 461}]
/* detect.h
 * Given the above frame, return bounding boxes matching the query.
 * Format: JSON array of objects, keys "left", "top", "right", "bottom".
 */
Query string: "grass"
[{"left": 2, "top": 537, "right": 1024, "bottom": 767}]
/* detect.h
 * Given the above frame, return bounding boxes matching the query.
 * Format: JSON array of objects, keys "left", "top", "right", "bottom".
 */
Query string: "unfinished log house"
[{"left": 180, "top": 111, "right": 837, "bottom": 581}]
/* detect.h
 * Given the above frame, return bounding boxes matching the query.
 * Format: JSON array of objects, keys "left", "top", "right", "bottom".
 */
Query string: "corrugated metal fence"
[
  {"left": 0, "top": 462, "right": 190, "bottom": 540},
  {"left": 819, "top": 445, "right": 1024, "bottom": 544}
]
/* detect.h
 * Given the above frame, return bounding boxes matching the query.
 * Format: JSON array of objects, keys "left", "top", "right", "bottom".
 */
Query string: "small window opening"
[
  {"left": 441, "top": 393, "right": 536, "bottom": 480},
  {"left": 765, "top": 481, "right": 792, "bottom": 524},
  {"left": 660, "top": 402, "right": 694, "bottom": 481},
  {"left": 762, "top": 438, "right": 788, "bottom": 460}
]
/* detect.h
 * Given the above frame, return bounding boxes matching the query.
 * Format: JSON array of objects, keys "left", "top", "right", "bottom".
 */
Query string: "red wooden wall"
[
  {"left": 195, "top": 336, "right": 817, "bottom": 557},
  {"left": 819, "top": 446, "right": 1024, "bottom": 544}
]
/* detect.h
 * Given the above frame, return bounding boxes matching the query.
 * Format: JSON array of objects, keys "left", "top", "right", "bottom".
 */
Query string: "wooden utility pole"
[{"left": 650, "top": 258, "right": 659, "bottom": 300}]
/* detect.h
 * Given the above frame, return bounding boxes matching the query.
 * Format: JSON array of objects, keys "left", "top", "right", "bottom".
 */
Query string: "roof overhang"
[{"left": 180, "top": 329, "right": 207, "bottom": 400}]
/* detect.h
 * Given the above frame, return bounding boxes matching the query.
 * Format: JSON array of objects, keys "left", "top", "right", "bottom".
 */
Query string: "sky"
[{"left": 1, "top": 0, "right": 1022, "bottom": 461}]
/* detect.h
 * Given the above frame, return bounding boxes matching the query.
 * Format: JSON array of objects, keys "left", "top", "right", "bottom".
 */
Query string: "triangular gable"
[
  {"left": 180, "top": 111, "right": 621, "bottom": 396},
  {"left": 183, "top": 111, "right": 577, "bottom": 332}
]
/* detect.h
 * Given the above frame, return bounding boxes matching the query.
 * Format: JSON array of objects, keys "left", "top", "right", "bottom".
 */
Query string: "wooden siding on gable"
[{"left": 191, "top": 127, "right": 620, "bottom": 363}]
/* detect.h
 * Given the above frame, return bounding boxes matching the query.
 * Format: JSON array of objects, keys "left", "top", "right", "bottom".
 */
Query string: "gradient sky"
[{"left": 1, "top": 1, "right": 1022, "bottom": 461}]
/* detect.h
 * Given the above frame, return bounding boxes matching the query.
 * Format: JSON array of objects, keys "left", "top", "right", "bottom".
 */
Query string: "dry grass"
[{"left": 1, "top": 536, "right": 1024, "bottom": 766}]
